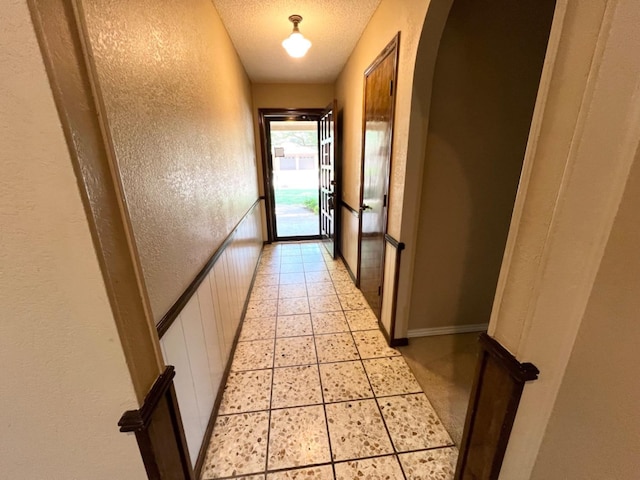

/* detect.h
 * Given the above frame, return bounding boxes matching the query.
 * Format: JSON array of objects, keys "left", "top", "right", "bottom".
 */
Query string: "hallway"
[{"left": 201, "top": 242, "right": 457, "bottom": 479}]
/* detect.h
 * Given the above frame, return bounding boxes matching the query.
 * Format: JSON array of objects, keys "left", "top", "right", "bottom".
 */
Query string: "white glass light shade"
[{"left": 282, "top": 32, "right": 312, "bottom": 58}]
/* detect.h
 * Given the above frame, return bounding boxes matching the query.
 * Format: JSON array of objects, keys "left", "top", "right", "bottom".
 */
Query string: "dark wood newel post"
[
  {"left": 119, "top": 366, "right": 194, "bottom": 480},
  {"left": 455, "top": 333, "right": 539, "bottom": 480}
]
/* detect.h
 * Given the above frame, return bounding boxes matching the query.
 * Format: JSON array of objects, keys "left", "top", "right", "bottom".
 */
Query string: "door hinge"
[
  {"left": 383, "top": 194, "right": 387, "bottom": 207},
  {"left": 378, "top": 286, "right": 382, "bottom": 296},
  {"left": 389, "top": 80, "right": 394, "bottom": 96}
]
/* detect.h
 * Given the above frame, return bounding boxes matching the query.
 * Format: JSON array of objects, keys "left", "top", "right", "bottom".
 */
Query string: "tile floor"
[{"left": 202, "top": 242, "right": 458, "bottom": 480}]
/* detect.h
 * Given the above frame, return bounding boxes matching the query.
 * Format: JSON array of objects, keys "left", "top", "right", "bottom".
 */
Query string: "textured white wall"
[
  {"left": 0, "top": 1, "right": 145, "bottom": 478},
  {"left": 78, "top": 0, "right": 260, "bottom": 322}
]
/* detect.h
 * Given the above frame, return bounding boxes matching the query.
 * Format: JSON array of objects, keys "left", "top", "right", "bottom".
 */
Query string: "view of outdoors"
[{"left": 270, "top": 121, "right": 320, "bottom": 238}]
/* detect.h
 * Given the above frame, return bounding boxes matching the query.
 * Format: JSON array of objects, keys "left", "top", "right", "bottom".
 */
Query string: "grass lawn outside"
[{"left": 275, "top": 188, "right": 319, "bottom": 213}]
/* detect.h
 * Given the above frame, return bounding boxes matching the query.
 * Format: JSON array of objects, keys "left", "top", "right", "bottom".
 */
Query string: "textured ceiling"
[{"left": 211, "top": 0, "right": 382, "bottom": 83}]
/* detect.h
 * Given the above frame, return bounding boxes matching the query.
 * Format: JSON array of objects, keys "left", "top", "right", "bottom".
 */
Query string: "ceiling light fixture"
[{"left": 282, "top": 15, "right": 312, "bottom": 58}]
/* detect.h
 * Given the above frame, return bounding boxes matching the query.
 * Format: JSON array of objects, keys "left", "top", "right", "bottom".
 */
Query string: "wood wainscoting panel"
[
  {"left": 455, "top": 333, "right": 539, "bottom": 479},
  {"left": 160, "top": 203, "right": 263, "bottom": 469},
  {"left": 339, "top": 202, "right": 360, "bottom": 283}
]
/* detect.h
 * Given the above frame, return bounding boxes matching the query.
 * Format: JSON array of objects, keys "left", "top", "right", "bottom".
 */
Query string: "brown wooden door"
[
  {"left": 319, "top": 101, "right": 337, "bottom": 258},
  {"left": 358, "top": 36, "right": 399, "bottom": 318}
]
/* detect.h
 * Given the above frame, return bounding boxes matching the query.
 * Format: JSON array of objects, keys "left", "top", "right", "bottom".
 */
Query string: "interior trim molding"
[
  {"left": 338, "top": 250, "right": 358, "bottom": 285},
  {"left": 118, "top": 366, "right": 193, "bottom": 479},
  {"left": 455, "top": 333, "right": 539, "bottom": 479},
  {"left": 118, "top": 366, "right": 176, "bottom": 432},
  {"left": 383, "top": 233, "right": 403, "bottom": 250},
  {"left": 157, "top": 198, "right": 262, "bottom": 338},
  {"left": 340, "top": 200, "right": 360, "bottom": 218},
  {"left": 28, "top": 0, "right": 164, "bottom": 404},
  {"left": 408, "top": 323, "right": 488, "bottom": 338}
]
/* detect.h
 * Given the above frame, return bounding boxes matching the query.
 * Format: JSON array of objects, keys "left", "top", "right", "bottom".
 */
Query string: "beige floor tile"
[
  {"left": 278, "top": 283, "right": 308, "bottom": 298},
  {"left": 259, "top": 256, "right": 279, "bottom": 266},
  {"left": 308, "top": 294, "right": 342, "bottom": 313},
  {"left": 325, "top": 399, "right": 393, "bottom": 461},
  {"left": 278, "top": 297, "right": 310, "bottom": 316},
  {"left": 344, "top": 310, "right": 378, "bottom": 332},
  {"left": 254, "top": 273, "right": 280, "bottom": 287},
  {"left": 330, "top": 270, "right": 353, "bottom": 283},
  {"left": 305, "top": 271, "right": 332, "bottom": 283},
  {"left": 314, "top": 333, "right": 360, "bottom": 363},
  {"left": 304, "top": 262, "right": 327, "bottom": 272},
  {"left": 203, "top": 243, "right": 459, "bottom": 480},
  {"left": 398, "top": 447, "right": 458, "bottom": 480},
  {"left": 246, "top": 299, "right": 278, "bottom": 319},
  {"left": 337, "top": 293, "right": 369, "bottom": 311},
  {"left": 319, "top": 361, "right": 373, "bottom": 403},
  {"left": 362, "top": 357, "right": 422, "bottom": 396},
  {"left": 281, "top": 255, "right": 303, "bottom": 264},
  {"left": 202, "top": 411, "right": 269, "bottom": 478},
  {"left": 353, "top": 330, "right": 401, "bottom": 359},
  {"left": 332, "top": 280, "right": 360, "bottom": 295},
  {"left": 379, "top": 394, "right": 453, "bottom": 451},
  {"left": 239, "top": 317, "right": 276, "bottom": 342},
  {"left": 219, "top": 369, "right": 272, "bottom": 415},
  {"left": 267, "top": 465, "right": 333, "bottom": 480},
  {"left": 280, "top": 246, "right": 302, "bottom": 256},
  {"left": 306, "top": 282, "right": 336, "bottom": 296},
  {"left": 280, "top": 263, "right": 305, "bottom": 273},
  {"left": 231, "top": 339, "right": 274, "bottom": 372},
  {"left": 324, "top": 260, "right": 346, "bottom": 272},
  {"left": 257, "top": 264, "right": 281, "bottom": 275},
  {"left": 275, "top": 336, "right": 317, "bottom": 367},
  {"left": 334, "top": 455, "right": 404, "bottom": 480},
  {"left": 280, "top": 272, "right": 306, "bottom": 285},
  {"left": 268, "top": 406, "right": 331, "bottom": 470},
  {"left": 250, "top": 285, "right": 279, "bottom": 301},
  {"left": 311, "top": 311, "right": 349, "bottom": 334},
  {"left": 272, "top": 365, "right": 323, "bottom": 409},
  {"left": 277, "top": 314, "right": 313, "bottom": 337},
  {"left": 301, "top": 253, "right": 324, "bottom": 263}
]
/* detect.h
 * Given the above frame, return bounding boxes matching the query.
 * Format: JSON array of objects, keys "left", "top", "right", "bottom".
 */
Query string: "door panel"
[
  {"left": 320, "top": 101, "right": 337, "bottom": 258},
  {"left": 358, "top": 37, "right": 399, "bottom": 318}
]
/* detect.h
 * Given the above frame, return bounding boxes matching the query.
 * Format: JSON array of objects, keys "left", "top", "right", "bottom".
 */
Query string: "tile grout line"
[
  {"left": 215, "top": 389, "right": 427, "bottom": 418},
  {"left": 310, "top": 300, "right": 338, "bottom": 480},
  {"left": 345, "top": 300, "right": 408, "bottom": 479},
  {"left": 208, "top": 445, "right": 459, "bottom": 480},
  {"left": 263, "top": 314, "right": 278, "bottom": 475}
]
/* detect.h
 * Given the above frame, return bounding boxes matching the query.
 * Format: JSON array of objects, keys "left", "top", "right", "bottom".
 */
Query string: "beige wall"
[
  {"left": 489, "top": 0, "right": 640, "bottom": 477},
  {"left": 78, "top": 0, "right": 260, "bottom": 321},
  {"left": 250, "top": 83, "right": 334, "bottom": 197},
  {"left": 0, "top": 2, "right": 145, "bottom": 478},
  {"left": 407, "top": 0, "right": 555, "bottom": 331},
  {"left": 530, "top": 143, "right": 640, "bottom": 479},
  {"left": 334, "top": 0, "right": 432, "bottom": 273}
]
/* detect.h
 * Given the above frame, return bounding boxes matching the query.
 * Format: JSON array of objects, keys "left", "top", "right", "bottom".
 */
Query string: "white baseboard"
[{"left": 407, "top": 323, "right": 488, "bottom": 338}]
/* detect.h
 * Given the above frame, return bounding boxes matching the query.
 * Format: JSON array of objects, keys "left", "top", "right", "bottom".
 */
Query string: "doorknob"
[{"left": 361, "top": 204, "right": 372, "bottom": 211}]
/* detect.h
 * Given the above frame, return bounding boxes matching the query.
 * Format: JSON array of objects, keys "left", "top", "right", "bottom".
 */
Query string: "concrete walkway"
[{"left": 276, "top": 204, "right": 319, "bottom": 237}]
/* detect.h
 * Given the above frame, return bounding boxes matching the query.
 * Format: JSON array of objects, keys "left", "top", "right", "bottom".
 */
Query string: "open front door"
[{"left": 319, "top": 101, "right": 338, "bottom": 258}]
